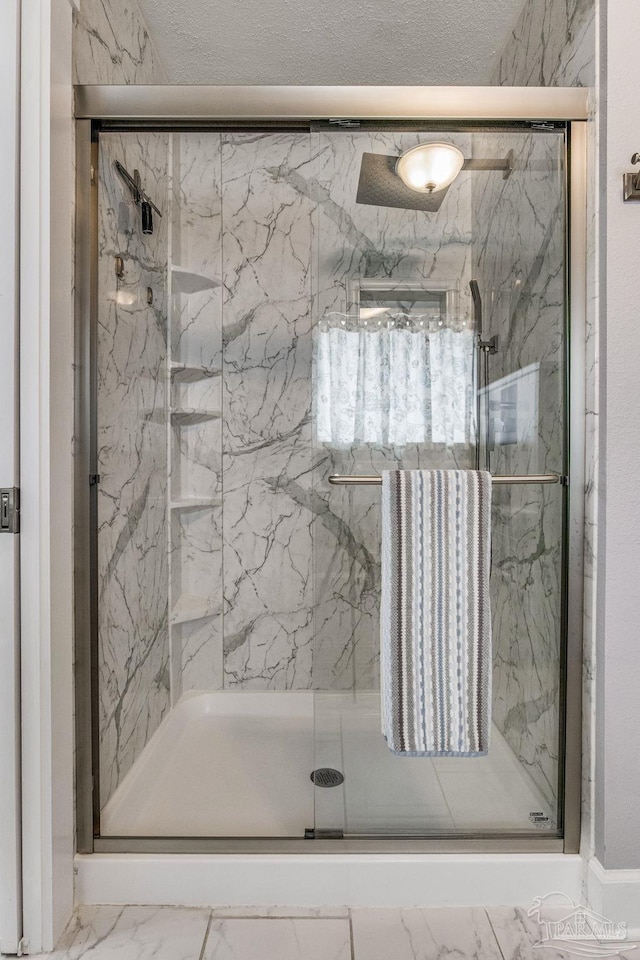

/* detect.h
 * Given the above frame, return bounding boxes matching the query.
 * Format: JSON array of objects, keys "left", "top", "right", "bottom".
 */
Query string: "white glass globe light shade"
[{"left": 395, "top": 142, "right": 465, "bottom": 194}]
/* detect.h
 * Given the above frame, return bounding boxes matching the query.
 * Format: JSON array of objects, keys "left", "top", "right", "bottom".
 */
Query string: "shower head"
[
  {"left": 356, "top": 153, "right": 450, "bottom": 212},
  {"left": 356, "top": 150, "right": 513, "bottom": 213},
  {"left": 469, "top": 279, "right": 482, "bottom": 329}
]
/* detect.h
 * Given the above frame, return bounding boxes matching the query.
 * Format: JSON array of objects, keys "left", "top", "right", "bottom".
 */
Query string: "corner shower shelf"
[
  {"left": 170, "top": 593, "right": 221, "bottom": 626},
  {"left": 170, "top": 361, "right": 220, "bottom": 383},
  {"left": 170, "top": 407, "right": 222, "bottom": 425},
  {"left": 171, "top": 265, "right": 220, "bottom": 295},
  {"left": 170, "top": 498, "right": 221, "bottom": 511}
]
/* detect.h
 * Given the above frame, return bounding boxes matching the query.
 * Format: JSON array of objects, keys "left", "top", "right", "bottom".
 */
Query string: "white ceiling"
[{"left": 137, "top": 0, "right": 525, "bottom": 86}]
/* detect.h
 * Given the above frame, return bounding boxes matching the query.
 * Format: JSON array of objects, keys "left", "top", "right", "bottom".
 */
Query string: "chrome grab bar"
[{"left": 328, "top": 474, "right": 562, "bottom": 486}]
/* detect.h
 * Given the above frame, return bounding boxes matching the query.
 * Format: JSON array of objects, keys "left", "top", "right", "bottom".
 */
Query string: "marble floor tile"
[
  {"left": 488, "top": 906, "right": 640, "bottom": 960},
  {"left": 203, "top": 918, "right": 351, "bottom": 960},
  {"left": 351, "top": 907, "right": 502, "bottom": 960},
  {"left": 46, "top": 905, "right": 211, "bottom": 959},
  {"left": 42, "top": 904, "right": 640, "bottom": 960}
]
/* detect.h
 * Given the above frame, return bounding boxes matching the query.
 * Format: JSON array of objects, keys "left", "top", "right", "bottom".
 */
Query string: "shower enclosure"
[{"left": 75, "top": 90, "right": 584, "bottom": 853}]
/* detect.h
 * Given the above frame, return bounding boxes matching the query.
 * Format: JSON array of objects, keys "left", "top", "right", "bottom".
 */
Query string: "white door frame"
[
  {"left": 18, "top": 0, "right": 75, "bottom": 952},
  {"left": 0, "top": 0, "right": 23, "bottom": 950}
]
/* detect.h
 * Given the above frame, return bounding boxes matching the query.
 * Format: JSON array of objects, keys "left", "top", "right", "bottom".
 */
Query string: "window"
[{"left": 316, "top": 280, "right": 476, "bottom": 448}]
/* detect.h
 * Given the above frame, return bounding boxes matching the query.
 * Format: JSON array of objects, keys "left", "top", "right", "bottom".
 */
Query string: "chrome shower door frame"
[{"left": 73, "top": 87, "right": 588, "bottom": 857}]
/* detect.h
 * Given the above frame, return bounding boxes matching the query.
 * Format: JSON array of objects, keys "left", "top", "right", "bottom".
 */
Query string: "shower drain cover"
[{"left": 310, "top": 768, "right": 344, "bottom": 788}]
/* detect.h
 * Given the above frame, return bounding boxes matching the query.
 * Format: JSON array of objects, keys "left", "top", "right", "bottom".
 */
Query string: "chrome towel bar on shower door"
[{"left": 328, "top": 474, "right": 562, "bottom": 486}]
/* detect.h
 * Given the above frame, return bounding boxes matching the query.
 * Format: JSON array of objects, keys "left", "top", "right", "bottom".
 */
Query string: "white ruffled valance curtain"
[{"left": 316, "top": 316, "right": 476, "bottom": 447}]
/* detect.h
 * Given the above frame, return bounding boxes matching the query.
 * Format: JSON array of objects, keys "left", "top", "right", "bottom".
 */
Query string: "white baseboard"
[
  {"left": 75, "top": 853, "right": 582, "bottom": 909},
  {"left": 587, "top": 857, "right": 640, "bottom": 938}
]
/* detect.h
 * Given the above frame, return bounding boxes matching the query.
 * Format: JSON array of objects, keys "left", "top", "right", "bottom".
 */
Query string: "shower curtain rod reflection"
[{"left": 328, "top": 473, "right": 562, "bottom": 485}]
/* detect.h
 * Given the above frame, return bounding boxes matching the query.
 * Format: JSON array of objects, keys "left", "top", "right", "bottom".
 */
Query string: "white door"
[{"left": 0, "top": 0, "right": 22, "bottom": 953}]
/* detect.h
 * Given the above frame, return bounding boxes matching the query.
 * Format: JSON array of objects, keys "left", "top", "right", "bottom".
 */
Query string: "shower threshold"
[{"left": 99, "top": 691, "right": 555, "bottom": 840}]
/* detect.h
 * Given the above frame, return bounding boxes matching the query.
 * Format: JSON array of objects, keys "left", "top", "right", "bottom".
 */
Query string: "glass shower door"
[
  {"left": 95, "top": 128, "right": 321, "bottom": 841},
  {"left": 311, "top": 124, "right": 567, "bottom": 838},
  {"left": 90, "top": 121, "right": 567, "bottom": 844}
]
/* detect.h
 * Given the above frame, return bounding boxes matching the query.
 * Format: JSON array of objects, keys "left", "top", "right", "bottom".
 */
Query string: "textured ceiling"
[{"left": 137, "top": 0, "right": 524, "bottom": 85}]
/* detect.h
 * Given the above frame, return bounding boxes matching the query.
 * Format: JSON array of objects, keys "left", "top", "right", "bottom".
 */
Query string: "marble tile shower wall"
[
  {"left": 471, "top": 131, "right": 566, "bottom": 809},
  {"left": 220, "top": 133, "right": 317, "bottom": 689},
  {"left": 166, "top": 131, "right": 477, "bottom": 693},
  {"left": 73, "top": 0, "right": 167, "bottom": 84},
  {"left": 490, "top": 0, "right": 594, "bottom": 88},
  {"left": 309, "top": 131, "right": 475, "bottom": 690},
  {"left": 97, "top": 133, "right": 171, "bottom": 805}
]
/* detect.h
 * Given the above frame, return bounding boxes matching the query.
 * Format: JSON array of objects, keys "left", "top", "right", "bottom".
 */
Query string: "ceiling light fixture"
[{"left": 395, "top": 142, "right": 465, "bottom": 194}]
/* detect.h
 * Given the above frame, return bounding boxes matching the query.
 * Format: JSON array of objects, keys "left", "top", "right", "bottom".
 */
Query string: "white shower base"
[{"left": 101, "top": 691, "right": 554, "bottom": 838}]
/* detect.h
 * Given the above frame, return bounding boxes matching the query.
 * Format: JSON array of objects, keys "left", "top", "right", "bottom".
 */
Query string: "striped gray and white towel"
[{"left": 380, "top": 469, "right": 492, "bottom": 757}]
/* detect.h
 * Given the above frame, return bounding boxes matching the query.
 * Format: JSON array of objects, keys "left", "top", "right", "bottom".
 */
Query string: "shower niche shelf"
[
  {"left": 170, "top": 593, "right": 221, "bottom": 626},
  {"left": 170, "top": 407, "right": 222, "bottom": 425},
  {"left": 170, "top": 497, "right": 221, "bottom": 511},
  {"left": 170, "top": 361, "right": 220, "bottom": 383},
  {"left": 171, "top": 264, "right": 220, "bottom": 295}
]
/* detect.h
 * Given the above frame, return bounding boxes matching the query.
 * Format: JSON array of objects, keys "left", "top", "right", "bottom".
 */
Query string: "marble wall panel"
[
  {"left": 176, "top": 616, "right": 224, "bottom": 694},
  {"left": 309, "top": 131, "right": 476, "bottom": 690},
  {"left": 491, "top": 0, "right": 595, "bottom": 87},
  {"left": 214, "top": 130, "right": 480, "bottom": 690},
  {"left": 170, "top": 134, "right": 223, "bottom": 371},
  {"left": 220, "top": 133, "right": 316, "bottom": 689},
  {"left": 74, "top": 0, "right": 166, "bottom": 84},
  {"left": 97, "top": 132, "right": 170, "bottom": 806}
]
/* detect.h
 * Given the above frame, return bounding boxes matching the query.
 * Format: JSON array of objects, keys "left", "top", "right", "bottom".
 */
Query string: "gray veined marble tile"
[
  {"left": 486, "top": 905, "right": 638, "bottom": 960},
  {"left": 47, "top": 905, "right": 210, "bottom": 959},
  {"left": 176, "top": 615, "right": 224, "bottom": 695},
  {"left": 97, "top": 132, "right": 171, "bottom": 807},
  {"left": 202, "top": 918, "right": 351, "bottom": 960},
  {"left": 220, "top": 133, "right": 316, "bottom": 691},
  {"left": 491, "top": 0, "right": 595, "bottom": 88},
  {"left": 309, "top": 129, "right": 475, "bottom": 325},
  {"left": 74, "top": 0, "right": 167, "bottom": 85},
  {"left": 170, "top": 132, "right": 223, "bottom": 372},
  {"left": 351, "top": 907, "right": 503, "bottom": 960}
]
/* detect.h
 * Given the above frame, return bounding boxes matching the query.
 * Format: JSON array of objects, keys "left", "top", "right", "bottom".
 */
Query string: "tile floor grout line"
[
  {"left": 208, "top": 913, "right": 350, "bottom": 920},
  {"left": 485, "top": 906, "right": 508, "bottom": 960},
  {"left": 197, "top": 909, "right": 214, "bottom": 960}
]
